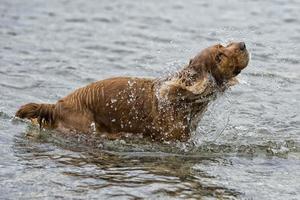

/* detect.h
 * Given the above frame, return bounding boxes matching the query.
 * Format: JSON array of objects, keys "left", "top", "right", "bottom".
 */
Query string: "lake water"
[{"left": 0, "top": 0, "right": 299, "bottom": 199}]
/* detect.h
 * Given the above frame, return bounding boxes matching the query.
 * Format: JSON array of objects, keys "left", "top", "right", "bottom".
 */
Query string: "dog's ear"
[
  {"left": 159, "top": 80, "right": 195, "bottom": 102},
  {"left": 159, "top": 80, "right": 182, "bottom": 101},
  {"left": 185, "top": 74, "right": 212, "bottom": 95},
  {"left": 189, "top": 58, "right": 193, "bottom": 66},
  {"left": 159, "top": 73, "right": 214, "bottom": 102}
]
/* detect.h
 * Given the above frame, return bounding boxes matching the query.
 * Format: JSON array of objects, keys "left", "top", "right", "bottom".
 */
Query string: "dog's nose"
[{"left": 239, "top": 42, "right": 246, "bottom": 51}]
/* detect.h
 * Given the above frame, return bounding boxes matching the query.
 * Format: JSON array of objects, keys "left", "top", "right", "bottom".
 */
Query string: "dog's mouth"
[
  {"left": 233, "top": 69, "right": 241, "bottom": 76},
  {"left": 232, "top": 51, "right": 249, "bottom": 78}
]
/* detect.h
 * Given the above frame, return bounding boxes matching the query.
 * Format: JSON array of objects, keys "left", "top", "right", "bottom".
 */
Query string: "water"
[{"left": 0, "top": 0, "right": 300, "bottom": 199}]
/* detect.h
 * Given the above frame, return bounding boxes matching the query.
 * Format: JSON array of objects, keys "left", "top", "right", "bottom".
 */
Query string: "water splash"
[{"left": 192, "top": 93, "right": 233, "bottom": 145}]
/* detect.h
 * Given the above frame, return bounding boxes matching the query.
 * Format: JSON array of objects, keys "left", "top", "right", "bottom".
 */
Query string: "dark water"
[{"left": 1, "top": 0, "right": 300, "bottom": 199}]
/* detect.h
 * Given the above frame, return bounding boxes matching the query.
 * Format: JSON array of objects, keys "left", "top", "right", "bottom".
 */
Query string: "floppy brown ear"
[
  {"left": 160, "top": 82, "right": 208, "bottom": 102},
  {"left": 159, "top": 73, "right": 214, "bottom": 102},
  {"left": 159, "top": 79, "right": 199, "bottom": 102}
]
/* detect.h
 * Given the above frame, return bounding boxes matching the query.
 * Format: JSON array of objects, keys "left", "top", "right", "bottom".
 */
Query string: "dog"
[{"left": 16, "top": 42, "right": 249, "bottom": 141}]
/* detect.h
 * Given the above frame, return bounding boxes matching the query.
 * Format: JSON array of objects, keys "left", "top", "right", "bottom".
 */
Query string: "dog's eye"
[{"left": 215, "top": 53, "right": 224, "bottom": 63}]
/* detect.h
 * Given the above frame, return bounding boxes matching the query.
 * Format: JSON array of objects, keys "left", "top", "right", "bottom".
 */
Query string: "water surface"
[{"left": 0, "top": 0, "right": 300, "bottom": 199}]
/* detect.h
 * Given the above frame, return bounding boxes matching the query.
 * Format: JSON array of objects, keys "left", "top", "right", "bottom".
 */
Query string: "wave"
[
  {"left": 3, "top": 106, "right": 298, "bottom": 158},
  {"left": 17, "top": 123, "right": 300, "bottom": 158}
]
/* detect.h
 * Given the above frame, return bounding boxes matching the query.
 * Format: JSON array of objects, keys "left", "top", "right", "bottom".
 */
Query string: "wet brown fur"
[{"left": 16, "top": 42, "right": 249, "bottom": 141}]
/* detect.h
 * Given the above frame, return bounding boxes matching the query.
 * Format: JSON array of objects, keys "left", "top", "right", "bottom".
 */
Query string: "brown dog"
[{"left": 16, "top": 42, "right": 249, "bottom": 141}]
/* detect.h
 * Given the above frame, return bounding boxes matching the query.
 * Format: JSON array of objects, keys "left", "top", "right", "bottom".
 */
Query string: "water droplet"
[{"left": 111, "top": 99, "right": 117, "bottom": 103}]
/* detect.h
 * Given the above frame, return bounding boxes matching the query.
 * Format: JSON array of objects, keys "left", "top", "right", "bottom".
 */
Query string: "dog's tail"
[{"left": 15, "top": 103, "right": 56, "bottom": 128}]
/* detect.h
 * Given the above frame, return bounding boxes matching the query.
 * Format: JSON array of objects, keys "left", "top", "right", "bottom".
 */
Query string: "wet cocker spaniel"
[{"left": 16, "top": 42, "right": 249, "bottom": 141}]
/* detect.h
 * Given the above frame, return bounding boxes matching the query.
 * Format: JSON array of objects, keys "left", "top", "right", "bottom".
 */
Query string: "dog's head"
[
  {"left": 189, "top": 42, "right": 249, "bottom": 84},
  {"left": 159, "top": 42, "right": 249, "bottom": 101}
]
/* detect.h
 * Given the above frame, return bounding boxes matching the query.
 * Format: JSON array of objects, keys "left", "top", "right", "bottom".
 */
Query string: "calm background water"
[{"left": 0, "top": 0, "right": 300, "bottom": 199}]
